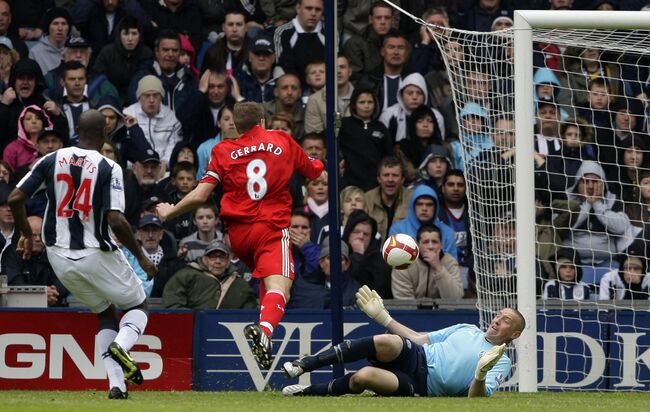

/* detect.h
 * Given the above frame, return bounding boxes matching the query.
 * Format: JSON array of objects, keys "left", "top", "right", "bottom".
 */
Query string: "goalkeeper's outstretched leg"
[
  {"left": 283, "top": 335, "right": 426, "bottom": 396},
  {"left": 282, "top": 285, "right": 524, "bottom": 398}
]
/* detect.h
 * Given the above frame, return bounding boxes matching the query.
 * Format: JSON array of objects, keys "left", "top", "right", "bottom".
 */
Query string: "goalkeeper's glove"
[
  {"left": 355, "top": 285, "right": 392, "bottom": 327},
  {"left": 475, "top": 343, "right": 507, "bottom": 381}
]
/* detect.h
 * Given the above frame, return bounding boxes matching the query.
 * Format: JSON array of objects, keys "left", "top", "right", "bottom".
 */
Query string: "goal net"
[{"left": 386, "top": 4, "right": 650, "bottom": 392}]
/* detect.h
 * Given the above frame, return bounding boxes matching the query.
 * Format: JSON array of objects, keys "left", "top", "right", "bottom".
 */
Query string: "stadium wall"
[{"left": 1, "top": 308, "right": 649, "bottom": 391}]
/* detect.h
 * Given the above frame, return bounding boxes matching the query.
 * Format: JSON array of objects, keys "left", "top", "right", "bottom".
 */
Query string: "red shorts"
[{"left": 226, "top": 222, "right": 294, "bottom": 280}]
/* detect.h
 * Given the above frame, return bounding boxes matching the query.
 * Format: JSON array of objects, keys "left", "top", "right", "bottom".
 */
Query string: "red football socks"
[{"left": 258, "top": 289, "right": 286, "bottom": 338}]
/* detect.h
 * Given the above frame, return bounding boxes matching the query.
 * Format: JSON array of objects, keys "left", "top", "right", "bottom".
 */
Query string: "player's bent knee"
[
  {"left": 373, "top": 334, "right": 403, "bottom": 360},
  {"left": 350, "top": 367, "right": 376, "bottom": 389}
]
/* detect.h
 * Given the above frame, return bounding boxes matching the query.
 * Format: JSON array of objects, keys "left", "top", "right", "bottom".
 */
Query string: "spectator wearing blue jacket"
[
  {"left": 389, "top": 184, "right": 458, "bottom": 261},
  {"left": 449, "top": 101, "right": 493, "bottom": 172}
]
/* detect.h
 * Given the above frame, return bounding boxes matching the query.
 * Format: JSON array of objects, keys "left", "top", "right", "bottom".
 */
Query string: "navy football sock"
[
  {"left": 301, "top": 337, "right": 377, "bottom": 371},
  {"left": 304, "top": 373, "right": 355, "bottom": 396}
]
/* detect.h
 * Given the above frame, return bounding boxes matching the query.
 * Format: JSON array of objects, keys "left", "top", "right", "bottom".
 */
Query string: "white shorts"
[{"left": 47, "top": 246, "right": 146, "bottom": 313}]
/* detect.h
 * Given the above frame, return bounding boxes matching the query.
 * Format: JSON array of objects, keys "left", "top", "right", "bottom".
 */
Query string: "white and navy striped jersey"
[{"left": 16, "top": 147, "right": 125, "bottom": 251}]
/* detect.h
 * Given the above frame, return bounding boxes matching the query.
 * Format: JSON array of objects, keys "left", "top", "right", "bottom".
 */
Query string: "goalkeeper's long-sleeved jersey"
[{"left": 424, "top": 324, "right": 511, "bottom": 396}]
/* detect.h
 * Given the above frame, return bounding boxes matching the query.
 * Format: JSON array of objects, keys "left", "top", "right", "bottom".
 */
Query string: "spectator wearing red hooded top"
[
  {"left": 179, "top": 33, "right": 199, "bottom": 79},
  {"left": 3, "top": 104, "right": 52, "bottom": 171}
]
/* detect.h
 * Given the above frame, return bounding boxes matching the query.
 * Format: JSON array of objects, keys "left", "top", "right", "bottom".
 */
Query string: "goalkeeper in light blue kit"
[{"left": 282, "top": 286, "right": 525, "bottom": 398}]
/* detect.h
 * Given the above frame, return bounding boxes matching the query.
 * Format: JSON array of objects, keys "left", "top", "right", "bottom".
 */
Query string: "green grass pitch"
[{"left": 2, "top": 391, "right": 650, "bottom": 412}]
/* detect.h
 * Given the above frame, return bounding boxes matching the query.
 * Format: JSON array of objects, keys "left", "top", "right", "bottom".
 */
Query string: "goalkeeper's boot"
[
  {"left": 244, "top": 324, "right": 273, "bottom": 369},
  {"left": 108, "top": 387, "right": 128, "bottom": 400},
  {"left": 282, "top": 384, "right": 310, "bottom": 396},
  {"left": 108, "top": 342, "right": 144, "bottom": 385},
  {"left": 282, "top": 359, "right": 306, "bottom": 378}
]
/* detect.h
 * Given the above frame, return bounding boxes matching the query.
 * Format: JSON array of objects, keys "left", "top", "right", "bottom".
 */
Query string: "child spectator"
[
  {"left": 164, "top": 161, "right": 198, "bottom": 241},
  {"left": 302, "top": 60, "right": 326, "bottom": 105},
  {"left": 303, "top": 170, "right": 329, "bottom": 244},
  {"left": 197, "top": 104, "right": 236, "bottom": 179},
  {"left": 3, "top": 105, "right": 52, "bottom": 172},
  {"left": 600, "top": 243, "right": 650, "bottom": 300},
  {"left": 395, "top": 104, "right": 445, "bottom": 185},
  {"left": 179, "top": 202, "right": 224, "bottom": 262},
  {"left": 543, "top": 248, "right": 591, "bottom": 300},
  {"left": 269, "top": 112, "right": 295, "bottom": 136}
]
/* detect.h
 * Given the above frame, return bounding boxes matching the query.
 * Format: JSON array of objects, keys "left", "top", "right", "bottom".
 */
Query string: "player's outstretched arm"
[
  {"left": 107, "top": 210, "right": 156, "bottom": 280},
  {"left": 468, "top": 343, "right": 507, "bottom": 398},
  {"left": 355, "top": 285, "right": 429, "bottom": 345},
  {"left": 7, "top": 188, "right": 33, "bottom": 260},
  {"left": 157, "top": 181, "right": 216, "bottom": 222}
]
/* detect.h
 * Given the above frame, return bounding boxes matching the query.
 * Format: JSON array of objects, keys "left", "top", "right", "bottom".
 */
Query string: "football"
[{"left": 382, "top": 234, "right": 419, "bottom": 269}]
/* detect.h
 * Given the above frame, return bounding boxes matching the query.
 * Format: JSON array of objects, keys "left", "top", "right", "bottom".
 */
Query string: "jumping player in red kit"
[{"left": 157, "top": 102, "right": 324, "bottom": 369}]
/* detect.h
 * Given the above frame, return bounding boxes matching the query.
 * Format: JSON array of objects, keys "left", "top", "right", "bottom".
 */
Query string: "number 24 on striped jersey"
[{"left": 56, "top": 173, "right": 92, "bottom": 221}]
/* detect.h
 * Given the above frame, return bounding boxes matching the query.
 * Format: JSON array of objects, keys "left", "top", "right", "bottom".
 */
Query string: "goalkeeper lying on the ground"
[{"left": 282, "top": 285, "right": 525, "bottom": 397}]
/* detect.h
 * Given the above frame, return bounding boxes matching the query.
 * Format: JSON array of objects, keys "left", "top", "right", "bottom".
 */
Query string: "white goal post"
[{"left": 514, "top": 10, "right": 650, "bottom": 392}]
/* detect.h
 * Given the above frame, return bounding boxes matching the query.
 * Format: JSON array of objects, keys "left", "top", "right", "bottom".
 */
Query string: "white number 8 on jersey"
[{"left": 246, "top": 159, "right": 268, "bottom": 200}]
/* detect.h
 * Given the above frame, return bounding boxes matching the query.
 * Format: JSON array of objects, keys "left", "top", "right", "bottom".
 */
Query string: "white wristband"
[{"left": 381, "top": 315, "right": 392, "bottom": 327}]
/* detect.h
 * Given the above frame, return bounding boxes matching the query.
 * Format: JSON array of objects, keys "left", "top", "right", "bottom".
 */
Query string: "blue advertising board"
[
  {"left": 194, "top": 309, "right": 650, "bottom": 391},
  {"left": 193, "top": 309, "right": 479, "bottom": 391}
]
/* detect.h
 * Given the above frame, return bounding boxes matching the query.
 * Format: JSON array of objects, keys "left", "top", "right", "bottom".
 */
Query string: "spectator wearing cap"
[
  {"left": 124, "top": 74, "right": 182, "bottom": 169},
  {"left": 0, "top": 58, "right": 69, "bottom": 154},
  {"left": 43, "top": 36, "right": 119, "bottom": 107},
  {"left": 162, "top": 239, "right": 257, "bottom": 309},
  {"left": 130, "top": 214, "right": 184, "bottom": 297},
  {"left": 0, "top": 2, "right": 29, "bottom": 58},
  {"left": 123, "top": 147, "right": 167, "bottom": 226},
  {"left": 0, "top": 180, "right": 20, "bottom": 284},
  {"left": 201, "top": 10, "right": 250, "bottom": 76},
  {"left": 543, "top": 247, "right": 591, "bottom": 300},
  {"left": 93, "top": 15, "right": 153, "bottom": 104},
  {"left": 304, "top": 53, "right": 354, "bottom": 135},
  {"left": 534, "top": 95, "right": 561, "bottom": 157},
  {"left": 233, "top": 34, "right": 285, "bottom": 104},
  {"left": 288, "top": 240, "right": 359, "bottom": 309},
  {"left": 128, "top": 30, "right": 200, "bottom": 138},
  {"left": 456, "top": 0, "right": 512, "bottom": 33},
  {"left": 0, "top": 36, "right": 19, "bottom": 90},
  {"left": 29, "top": 7, "right": 71, "bottom": 75},
  {"left": 414, "top": 144, "right": 453, "bottom": 197},
  {"left": 338, "top": 87, "right": 392, "bottom": 191}
]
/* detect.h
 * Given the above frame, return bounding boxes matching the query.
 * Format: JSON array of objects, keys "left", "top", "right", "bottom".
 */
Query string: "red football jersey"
[{"left": 201, "top": 126, "right": 324, "bottom": 229}]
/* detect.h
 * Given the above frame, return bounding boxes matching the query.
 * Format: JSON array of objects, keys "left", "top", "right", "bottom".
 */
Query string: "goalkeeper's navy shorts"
[{"left": 371, "top": 337, "right": 428, "bottom": 396}]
